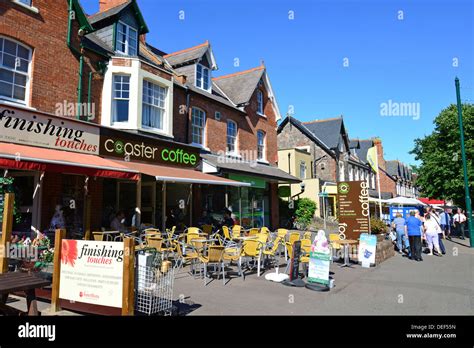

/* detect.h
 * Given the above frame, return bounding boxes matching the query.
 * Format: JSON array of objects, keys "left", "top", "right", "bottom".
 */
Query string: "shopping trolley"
[{"left": 135, "top": 248, "right": 179, "bottom": 316}]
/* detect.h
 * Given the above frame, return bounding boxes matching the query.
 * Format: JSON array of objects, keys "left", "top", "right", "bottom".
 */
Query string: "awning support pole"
[
  {"left": 136, "top": 175, "right": 142, "bottom": 229},
  {"left": 189, "top": 184, "right": 193, "bottom": 227},
  {"left": 162, "top": 182, "right": 166, "bottom": 233}
]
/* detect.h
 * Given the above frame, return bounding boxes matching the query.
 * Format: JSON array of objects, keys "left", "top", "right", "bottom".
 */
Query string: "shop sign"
[
  {"left": 308, "top": 251, "right": 331, "bottom": 285},
  {"left": 337, "top": 181, "right": 370, "bottom": 240},
  {"left": 289, "top": 240, "right": 301, "bottom": 281},
  {"left": 59, "top": 240, "right": 124, "bottom": 308},
  {"left": 99, "top": 128, "right": 199, "bottom": 168},
  {"left": 228, "top": 174, "right": 266, "bottom": 189},
  {"left": 358, "top": 233, "right": 377, "bottom": 267},
  {"left": 0, "top": 105, "right": 99, "bottom": 155}
]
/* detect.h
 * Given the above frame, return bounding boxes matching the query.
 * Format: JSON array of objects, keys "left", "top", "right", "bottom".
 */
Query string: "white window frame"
[
  {"left": 300, "top": 161, "right": 307, "bottom": 180},
  {"left": 0, "top": 36, "right": 32, "bottom": 105},
  {"left": 191, "top": 107, "right": 206, "bottom": 147},
  {"left": 226, "top": 119, "right": 238, "bottom": 155},
  {"left": 257, "top": 130, "right": 266, "bottom": 161},
  {"left": 195, "top": 64, "right": 211, "bottom": 92},
  {"left": 339, "top": 161, "right": 345, "bottom": 181},
  {"left": 112, "top": 74, "right": 131, "bottom": 124},
  {"left": 116, "top": 21, "right": 138, "bottom": 56},
  {"left": 142, "top": 79, "right": 167, "bottom": 131},
  {"left": 349, "top": 166, "right": 354, "bottom": 181},
  {"left": 257, "top": 89, "right": 264, "bottom": 115}
]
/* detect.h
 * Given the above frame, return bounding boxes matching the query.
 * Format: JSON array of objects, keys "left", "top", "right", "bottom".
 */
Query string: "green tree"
[{"left": 410, "top": 103, "right": 473, "bottom": 205}]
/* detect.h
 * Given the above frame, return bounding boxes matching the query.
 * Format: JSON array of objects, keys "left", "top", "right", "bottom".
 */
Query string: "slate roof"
[
  {"left": 164, "top": 43, "right": 209, "bottom": 67},
  {"left": 302, "top": 117, "right": 345, "bottom": 150},
  {"left": 201, "top": 153, "right": 301, "bottom": 183},
  {"left": 212, "top": 67, "right": 265, "bottom": 106},
  {"left": 88, "top": 0, "right": 133, "bottom": 24},
  {"left": 355, "top": 139, "right": 374, "bottom": 165},
  {"left": 277, "top": 116, "right": 334, "bottom": 157},
  {"left": 88, "top": 0, "right": 132, "bottom": 24},
  {"left": 349, "top": 139, "right": 360, "bottom": 149},
  {"left": 386, "top": 160, "right": 400, "bottom": 177},
  {"left": 83, "top": 32, "right": 114, "bottom": 56}
]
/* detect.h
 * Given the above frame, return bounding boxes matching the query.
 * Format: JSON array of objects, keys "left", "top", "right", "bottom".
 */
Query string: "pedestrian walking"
[
  {"left": 423, "top": 214, "right": 443, "bottom": 257},
  {"left": 392, "top": 213, "right": 410, "bottom": 256},
  {"left": 440, "top": 208, "right": 452, "bottom": 241},
  {"left": 429, "top": 209, "right": 446, "bottom": 255},
  {"left": 453, "top": 209, "right": 467, "bottom": 240},
  {"left": 405, "top": 210, "right": 423, "bottom": 261}
]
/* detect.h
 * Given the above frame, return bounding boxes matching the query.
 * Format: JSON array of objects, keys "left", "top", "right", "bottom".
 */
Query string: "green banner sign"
[{"left": 228, "top": 174, "right": 266, "bottom": 189}]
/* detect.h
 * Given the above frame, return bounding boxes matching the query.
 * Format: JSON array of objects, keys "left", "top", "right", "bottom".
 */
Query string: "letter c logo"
[{"left": 162, "top": 149, "right": 169, "bottom": 161}]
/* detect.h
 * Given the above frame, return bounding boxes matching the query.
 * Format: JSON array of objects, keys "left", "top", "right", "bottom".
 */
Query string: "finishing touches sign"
[
  {"left": 59, "top": 240, "right": 124, "bottom": 308},
  {"left": 337, "top": 181, "right": 370, "bottom": 240},
  {"left": 0, "top": 106, "right": 99, "bottom": 155}
]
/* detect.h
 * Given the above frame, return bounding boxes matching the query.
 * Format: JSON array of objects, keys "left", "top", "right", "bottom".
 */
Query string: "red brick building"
[{"left": 0, "top": 0, "right": 296, "bottom": 239}]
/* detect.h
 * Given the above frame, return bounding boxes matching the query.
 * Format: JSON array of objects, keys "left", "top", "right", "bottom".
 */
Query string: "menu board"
[{"left": 337, "top": 181, "right": 370, "bottom": 240}]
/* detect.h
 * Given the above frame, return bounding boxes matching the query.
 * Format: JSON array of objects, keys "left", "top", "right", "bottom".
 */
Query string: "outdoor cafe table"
[
  {"left": 338, "top": 239, "right": 359, "bottom": 268},
  {"left": 0, "top": 272, "right": 51, "bottom": 316}
]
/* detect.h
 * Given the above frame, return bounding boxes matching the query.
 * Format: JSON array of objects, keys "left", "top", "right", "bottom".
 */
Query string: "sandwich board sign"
[
  {"left": 308, "top": 252, "right": 331, "bottom": 285},
  {"left": 358, "top": 233, "right": 377, "bottom": 268}
]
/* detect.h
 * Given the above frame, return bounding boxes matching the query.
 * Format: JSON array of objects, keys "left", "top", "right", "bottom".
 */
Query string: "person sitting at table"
[
  {"left": 110, "top": 211, "right": 127, "bottom": 233},
  {"left": 197, "top": 210, "right": 215, "bottom": 227},
  {"left": 221, "top": 209, "right": 235, "bottom": 228}
]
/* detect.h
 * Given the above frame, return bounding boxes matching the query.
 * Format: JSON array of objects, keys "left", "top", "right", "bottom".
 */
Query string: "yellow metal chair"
[
  {"left": 240, "top": 239, "right": 264, "bottom": 277},
  {"left": 329, "top": 233, "right": 342, "bottom": 262},
  {"left": 303, "top": 231, "right": 312, "bottom": 241},
  {"left": 247, "top": 228, "right": 260, "bottom": 236},
  {"left": 199, "top": 245, "right": 226, "bottom": 285},
  {"left": 173, "top": 238, "right": 200, "bottom": 275},
  {"left": 289, "top": 232, "right": 301, "bottom": 244},
  {"left": 262, "top": 235, "right": 284, "bottom": 268},
  {"left": 300, "top": 239, "right": 312, "bottom": 263},
  {"left": 223, "top": 243, "right": 243, "bottom": 279},
  {"left": 92, "top": 232, "right": 105, "bottom": 241},
  {"left": 232, "top": 225, "right": 242, "bottom": 239},
  {"left": 276, "top": 228, "right": 288, "bottom": 239},
  {"left": 222, "top": 226, "right": 232, "bottom": 240},
  {"left": 201, "top": 224, "right": 213, "bottom": 236},
  {"left": 144, "top": 228, "right": 161, "bottom": 238},
  {"left": 260, "top": 226, "right": 271, "bottom": 235}
]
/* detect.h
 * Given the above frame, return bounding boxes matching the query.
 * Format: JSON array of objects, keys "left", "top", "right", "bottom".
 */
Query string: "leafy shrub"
[
  {"left": 295, "top": 198, "right": 317, "bottom": 229},
  {"left": 370, "top": 218, "right": 388, "bottom": 234}
]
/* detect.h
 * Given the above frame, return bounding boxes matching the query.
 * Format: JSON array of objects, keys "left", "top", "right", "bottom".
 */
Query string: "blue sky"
[{"left": 83, "top": 0, "right": 474, "bottom": 165}]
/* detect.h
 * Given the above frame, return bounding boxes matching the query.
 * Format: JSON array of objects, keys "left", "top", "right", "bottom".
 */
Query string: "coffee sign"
[
  {"left": 337, "top": 181, "right": 370, "bottom": 240},
  {"left": 100, "top": 128, "right": 200, "bottom": 168},
  {"left": 0, "top": 105, "right": 99, "bottom": 155}
]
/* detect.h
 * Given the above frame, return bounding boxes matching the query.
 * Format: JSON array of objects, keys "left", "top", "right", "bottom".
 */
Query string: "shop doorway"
[
  {"left": 116, "top": 181, "right": 137, "bottom": 227},
  {"left": 140, "top": 181, "right": 156, "bottom": 226}
]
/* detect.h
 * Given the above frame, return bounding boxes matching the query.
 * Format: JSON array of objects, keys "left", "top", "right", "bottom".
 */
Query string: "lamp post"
[{"left": 455, "top": 77, "right": 473, "bottom": 247}]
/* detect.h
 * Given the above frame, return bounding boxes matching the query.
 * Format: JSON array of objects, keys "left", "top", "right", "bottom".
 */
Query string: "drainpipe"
[
  {"left": 287, "top": 152, "right": 291, "bottom": 174},
  {"left": 87, "top": 71, "right": 93, "bottom": 119},
  {"left": 185, "top": 86, "right": 190, "bottom": 143},
  {"left": 67, "top": 0, "right": 84, "bottom": 120}
]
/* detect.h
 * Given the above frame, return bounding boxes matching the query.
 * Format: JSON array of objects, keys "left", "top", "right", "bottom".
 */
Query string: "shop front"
[
  {"left": 201, "top": 153, "right": 300, "bottom": 230},
  {"left": 0, "top": 105, "right": 246, "bottom": 241}
]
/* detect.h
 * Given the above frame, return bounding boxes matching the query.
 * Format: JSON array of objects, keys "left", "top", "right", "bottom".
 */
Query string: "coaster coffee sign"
[{"left": 337, "top": 181, "right": 370, "bottom": 240}]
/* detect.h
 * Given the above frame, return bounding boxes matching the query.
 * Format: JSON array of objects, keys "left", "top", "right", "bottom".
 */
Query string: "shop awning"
[
  {"left": 111, "top": 160, "right": 250, "bottom": 187},
  {"left": 201, "top": 153, "right": 300, "bottom": 183},
  {"left": 0, "top": 143, "right": 139, "bottom": 180}
]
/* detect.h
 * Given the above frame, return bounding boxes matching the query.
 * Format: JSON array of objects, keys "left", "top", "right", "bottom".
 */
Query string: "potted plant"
[{"left": 370, "top": 218, "right": 388, "bottom": 242}]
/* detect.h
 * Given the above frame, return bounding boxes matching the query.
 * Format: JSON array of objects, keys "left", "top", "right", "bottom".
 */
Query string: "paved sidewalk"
[{"left": 174, "top": 238, "right": 474, "bottom": 315}]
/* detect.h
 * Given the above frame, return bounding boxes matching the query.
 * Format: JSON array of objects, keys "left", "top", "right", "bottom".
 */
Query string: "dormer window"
[
  {"left": 257, "top": 90, "right": 264, "bottom": 114},
  {"left": 116, "top": 22, "right": 138, "bottom": 56},
  {"left": 196, "top": 64, "right": 210, "bottom": 91}
]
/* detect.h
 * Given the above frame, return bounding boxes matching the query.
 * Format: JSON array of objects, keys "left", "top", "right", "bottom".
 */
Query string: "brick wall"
[{"left": 0, "top": 0, "right": 104, "bottom": 123}]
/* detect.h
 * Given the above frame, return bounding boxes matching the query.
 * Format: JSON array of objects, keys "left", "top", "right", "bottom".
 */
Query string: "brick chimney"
[
  {"left": 373, "top": 138, "right": 386, "bottom": 171},
  {"left": 139, "top": 34, "right": 146, "bottom": 44},
  {"left": 99, "top": 0, "right": 129, "bottom": 13}
]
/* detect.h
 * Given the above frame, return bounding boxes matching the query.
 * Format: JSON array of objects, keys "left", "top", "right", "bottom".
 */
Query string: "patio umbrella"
[{"left": 385, "top": 197, "right": 427, "bottom": 206}]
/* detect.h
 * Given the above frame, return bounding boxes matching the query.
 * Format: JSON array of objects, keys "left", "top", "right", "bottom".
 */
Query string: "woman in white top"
[{"left": 423, "top": 214, "right": 442, "bottom": 256}]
